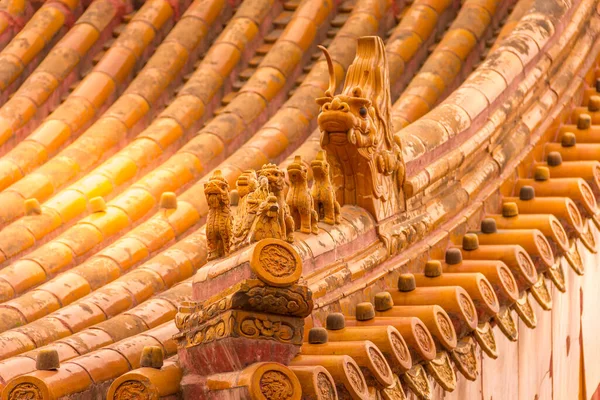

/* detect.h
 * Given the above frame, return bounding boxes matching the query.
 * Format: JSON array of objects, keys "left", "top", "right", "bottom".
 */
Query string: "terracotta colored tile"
[
  {"left": 103, "top": 93, "right": 150, "bottom": 129},
  {"left": 217, "top": 17, "right": 259, "bottom": 51},
  {"left": 125, "top": 298, "right": 176, "bottom": 327},
  {"left": 0, "top": 331, "right": 35, "bottom": 359},
  {"left": 82, "top": 207, "right": 129, "bottom": 239},
  {"left": 52, "top": 301, "right": 106, "bottom": 332},
  {"left": 0, "top": 356, "right": 37, "bottom": 384},
  {"left": 55, "top": 224, "right": 103, "bottom": 256},
  {"left": 39, "top": 272, "right": 91, "bottom": 306},
  {"left": 132, "top": 165, "right": 180, "bottom": 199},
  {"left": 14, "top": 317, "right": 71, "bottom": 347},
  {"left": 97, "top": 237, "right": 149, "bottom": 271},
  {"left": 140, "top": 252, "right": 193, "bottom": 288},
  {"left": 44, "top": 189, "right": 88, "bottom": 223},
  {"left": 0, "top": 306, "right": 26, "bottom": 332},
  {"left": 94, "top": 46, "right": 137, "bottom": 84},
  {"left": 54, "top": 22, "right": 99, "bottom": 57},
  {"left": 95, "top": 155, "right": 138, "bottom": 186},
  {"left": 93, "top": 314, "right": 147, "bottom": 342},
  {"left": 70, "top": 348, "right": 130, "bottom": 383},
  {"left": 0, "top": 224, "right": 36, "bottom": 259},
  {"left": 59, "top": 329, "right": 114, "bottom": 355},
  {"left": 4, "top": 290, "right": 61, "bottom": 322},
  {"left": 110, "top": 188, "right": 157, "bottom": 221},
  {"left": 1, "top": 260, "right": 46, "bottom": 294},
  {"left": 127, "top": 217, "right": 175, "bottom": 253},
  {"left": 76, "top": 0, "right": 118, "bottom": 32},
  {"left": 112, "top": 269, "right": 164, "bottom": 304},
  {"left": 87, "top": 286, "right": 134, "bottom": 318}
]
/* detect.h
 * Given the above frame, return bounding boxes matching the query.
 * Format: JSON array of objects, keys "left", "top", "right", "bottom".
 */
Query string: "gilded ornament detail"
[
  {"left": 259, "top": 371, "right": 295, "bottom": 400},
  {"left": 311, "top": 150, "right": 341, "bottom": 225},
  {"left": 426, "top": 352, "right": 456, "bottom": 392},
  {"left": 8, "top": 383, "right": 43, "bottom": 400},
  {"left": 113, "top": 381, "right": 154, "bottom": 400},
  {"left": 402, "top": 364, "right": 432, "bottom": 400},
  {"left": 316, "top": 372, "right": 336, "bottom": 400}
]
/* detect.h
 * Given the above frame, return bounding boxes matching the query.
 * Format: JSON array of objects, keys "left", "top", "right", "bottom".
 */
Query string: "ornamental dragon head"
[{"left": 316, "top": 36, "right": 405, "bottom": 222}]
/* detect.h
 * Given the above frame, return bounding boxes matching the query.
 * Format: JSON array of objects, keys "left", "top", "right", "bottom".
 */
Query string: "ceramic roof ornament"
[{"left": 316, "top": 36, "right": 405, "bottom": 222}]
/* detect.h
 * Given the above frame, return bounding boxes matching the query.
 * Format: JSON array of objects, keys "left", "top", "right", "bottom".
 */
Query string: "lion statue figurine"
[
  {"left": 286, "top": 156, "right": 319, "bottom": 234},
  {"left": 311, "top": 150, "right": 341, "bottom": 225},
  {"left": 249, "top": 195, "right": 284, "bottom": 242},
  {"left": 258, "top": 163, "right": 295, "bottom": 242},
  {"left": 204, "top": 170, "right": 232, "bottom": 260}
]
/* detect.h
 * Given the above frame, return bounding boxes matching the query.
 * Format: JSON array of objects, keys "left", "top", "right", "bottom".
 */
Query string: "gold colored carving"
[
  {"left": 250, "top": 195, "right": 287, "bottom": 242},
  {"left": 414, "top": 324, "right": 432, "bottom": 353},
  {"left": 499, "top": 266, "right": 517, "bottom": 294},
  {"left": 311, "top": 150, "right": 341, "bottom": 225},
  {"left": 8, "top": 383, "right": 43, "bottom": 400},
  {"left": 258, "top": 164, "right": 295, "bottom": 242},
  {"left": 592, "top": 213, "right": 600, "bottom": 231},
  {"left": 250, "top": 240, "right": 302, "bottom": 287},
  {"left": 479, "top": 279, "right": 497, "bottom": 308},
  {"left": 551, "top": 219, "right": 568, "bottom": 245},
  {"left": 546, "top": 262, "right": 566, "bottom": 293},
  {"left": 530, "top": 274, "right": 552, "bottom": 311},
  {"left": 259, "top": 245, "right": 295, "bottom": 278},
  {"left": 582, "top": 223, "right": 597, "bottom": 253},
  {"left": 402, "top": 364, "right": 432, "bottom": 400},
  {"left": 425, "top": 352, "right": 456, "bottom": 392},
  {"left": 113, "top": 381, "right": 154, "bottom": 400},
  {"left": 381, "top": 375, "right": 407, "bottom": 400},
  {"left": 517, "top": 251, "right": 536, "bottom": 278},
  {"left": 205, "top": 170, "right": 232, "bottom": 261},
  {"left": 568, "top": 202, "right": 582, "bottom": 226},
  {"left": 581, "top": 183, "right": 595, "bottom": 208},
  {"left": 459, "top": 293, "right": 475, "bottom": 321},
  {"left": 436, "top": 312, "right": 455, "bottom": 342},
  {"left": 513, "top": 292, "right": 537, "bottom": 329},
  {"left": 240, "top": 317, "right": 294, "bottom": 342},
  {"left": 390, "top": 331, "right": 410, "bottom": 363},
  {"left": 449, "top": 337, "right": 478, "bottom": 381},
  {"left": 565, "top": 242, "right": 584, "bottom": 275},
  {"left": 231, "top": 170, "right": 260, "bottom": 250},
  {"left": 535, "top": 234, "right": 552, "bottom": 260},
  {"left": 259, "top": 371, "right": 295, "bottom": 400},
  {"left": 316, "top": 37, "right": 405, "bottom": 222},
  {"left": 495, "top": 307, "right": 518, "bottom": 342},
  {"left": 369, "top": 346, "right": 391, "bottom": 379},
  {"left": 474, "top": 322, "right": 498, "bottom": 359},
  {"left": 240, "top": 286, "right": 312, "bottom": 317},
  {"left": 287, "top": 156, "right": 319, "bottom": 234},
  {"left": 316, "top": 372, "right": 336, "bottom": 400},
  {"left": 346, "top": 362, "right": 366, "bottom": 393}
]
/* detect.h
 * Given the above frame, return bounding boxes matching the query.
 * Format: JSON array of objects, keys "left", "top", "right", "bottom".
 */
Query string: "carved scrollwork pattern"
[
  {"left": 113, "top": 381, "right": 155, "bottom": 400},
  {"left": 459, "top": 293, "right": 475, "bottom": 321},
  {"left": 495, "top": 307, "right": 518, "bottom": 342},
  {"left": 426, "top": 352, "right": 456, "bottom": 392},
  {"left": 259, "top": 244, "right": 296, "bottom": 278},
  {"left": 402, "top": 365, "right": 432, "bottom": 400},
  {"left": 236, "top": 285, "right": 313, "bottom": 317},
  {"left": 546, "top": 262, "right": 566, "bottom": 293},
  {"left": 513, "top": 292, "right": 537, "bottom": 329},
  {"left": 346, "top": 362, "right": 366, "bottom": 393},
  {"left": 499, "top": 266, "right": 517, "bottom": 294},
  {"left": 369, "top": 347, "right": 391, "bottom": 379},
  {"left": 8, "top": 383, "right": 43, "bottom": 400},
  {"left": 437, "top": 312, "right": 455, "bottom": 342},
  {"left": 517, "top": 251, "right": 536, "bottom": 278},
  {"left": 259, "top": 371, "right": 295, "bottom": 400},
  {"left": 474, "top": 322, "right": 498, "bottom": 359},
  {"left": 535, "top": 234, "right": 552, "bottom": 260},
  {"left": 450, "top": 338, "right": 478, "bottom": 381},
  {"left": 390, "top": 331, "right": 410, "bottom": 363},
  {"left": 530, "top": 274, "right": 552, "bottom": 311},
  {"left": 414, "top": 324, "right": 431, "bottom": 353},
  {"left": 317, "top": 372, "right": 336, "bottom": 400},
  {"left": 239, "top": 317, "right": 295, "bottom": 342}
]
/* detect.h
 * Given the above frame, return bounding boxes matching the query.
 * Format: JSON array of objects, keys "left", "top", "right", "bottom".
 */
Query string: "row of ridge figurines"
[{"left": 204, "top": 150, "right": 341, "bottom": 261}]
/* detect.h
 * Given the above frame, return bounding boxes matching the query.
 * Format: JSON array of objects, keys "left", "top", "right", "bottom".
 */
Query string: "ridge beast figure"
[
  {"left": 316, "top": 36, "right": 406, "bottom": 222},
  {"left": 204, "top": 170, "right": 232, "bottom": 260}
]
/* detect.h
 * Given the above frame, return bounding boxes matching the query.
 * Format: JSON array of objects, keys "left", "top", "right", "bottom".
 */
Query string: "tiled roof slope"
[{"left": 0, "top": 0, "right": 595, "bottom": 398}]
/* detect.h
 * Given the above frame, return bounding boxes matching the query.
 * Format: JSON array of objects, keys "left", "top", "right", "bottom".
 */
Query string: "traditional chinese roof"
[{"left": 0, "top": 0, "right": 597, "bottom": 398}]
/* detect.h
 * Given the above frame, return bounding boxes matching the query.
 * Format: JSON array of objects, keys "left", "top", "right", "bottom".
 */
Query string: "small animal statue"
[
  {"left": 204, "top": 170, "right": 232, "bottom": 260},
  {"left": 286, "top": 156, "right": 319, "bottom": 234},
  {"left": 250, "top": 195, "right": 284, "bottom": 242},
  {"left": 231, "top": 170, "right": 258, "bottom": 250},
  {"left": 258, "top": 163, "right": 295, "bottom": 242},
  {"left": 311, "top": 150, "right": 341, "bottom": 224}
]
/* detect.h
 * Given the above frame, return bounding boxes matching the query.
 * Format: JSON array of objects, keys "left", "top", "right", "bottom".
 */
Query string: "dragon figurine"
[
  {"left": 316, "top": 36, "right": 405, "bottom": 222},
  {"left": 204, "top": 170, "right": 232, "bottom": 260}
]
